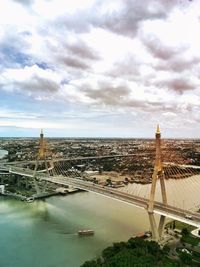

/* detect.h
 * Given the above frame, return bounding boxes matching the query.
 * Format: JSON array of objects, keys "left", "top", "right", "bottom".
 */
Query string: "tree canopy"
[{"left": 81, "top": 237, "right": 180, "bottom": 267}]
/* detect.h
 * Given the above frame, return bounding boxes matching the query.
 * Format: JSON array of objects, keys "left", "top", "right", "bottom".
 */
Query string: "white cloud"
[
  {"left": 0, "top": 1, "right": 34, "bottom": 28},
  {"left": 0, "top": 120, "right": 64, "bottom": 129},
  {"left": 0, "top": 0, "right": 200, "bottom": 137},
  {"left": 33, "top": 0, "right": 96, "bottom": 18},
  {"left": 0, "top": 65, "right": 62, "bottom": 96}
]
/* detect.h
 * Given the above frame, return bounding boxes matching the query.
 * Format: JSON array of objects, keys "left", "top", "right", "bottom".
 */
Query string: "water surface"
[{"left": 0, "top": 192, "right": 149, "bottom": 267}]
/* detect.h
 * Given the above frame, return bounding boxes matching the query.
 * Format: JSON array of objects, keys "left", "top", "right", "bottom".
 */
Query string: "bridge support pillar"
[
  {"left": 25, "top": 177, "right": 29, "bottom": 189},
  {"left": 17, "top": 176, "right": 20, "bottom": 187},
  {"left": 148, "top": 213, "right": 166, "bottom": 241},
  {"left": 158, "top": 215, "right": 166, "bottom": 238},
  {"left": 33, "top": 178, "right": 41, "bottom": 194},
  {"left": 147, "top": 125, "right": 167, "bottom": 241},
  {"left": 148, "top": 212, "right": 159, "bottom": 240},
  {"left": 33, "top": 160, "right": 41, "bottom": 194}
]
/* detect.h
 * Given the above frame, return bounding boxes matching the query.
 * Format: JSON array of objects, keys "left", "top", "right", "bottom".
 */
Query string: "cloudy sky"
[{"left": 0, "top": 0, "right": 200, "bottom": 138}]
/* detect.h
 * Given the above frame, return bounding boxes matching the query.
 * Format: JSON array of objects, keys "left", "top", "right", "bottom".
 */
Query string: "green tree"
[
  {"left": 181, "top": 228, "right": 189, "bottom": 236},
  {"left": 81, "top": 237, "right": 179, "bottom": 267},
  {"left": 102, "top": 246, "right": 116, "bottom": 260},
  {"left": 162, "top": 244, "right": 170, "bottom": 255},
  {"left": 179, "top": 251, "right": 192, "bottom": 265}
]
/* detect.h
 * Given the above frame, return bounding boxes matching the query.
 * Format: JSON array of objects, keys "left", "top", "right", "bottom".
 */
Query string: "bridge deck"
[{"left": 8, "top": 166, "right": 200, "bottom": 228}]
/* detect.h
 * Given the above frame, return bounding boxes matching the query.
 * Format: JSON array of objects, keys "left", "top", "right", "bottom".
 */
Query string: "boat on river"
[
  {"left": 78, "top": 230, "right": 94, "bottom": 236},
  {"left": 26, "top": 197, "right": 35, "bottom": 203}
]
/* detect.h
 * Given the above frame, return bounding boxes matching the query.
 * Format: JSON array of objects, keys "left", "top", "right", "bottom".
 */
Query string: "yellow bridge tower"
[
  {"left": 148, "top": 125, "right": 167, "bottom": 240},
  {"left": 33, "top": 129, "right": 52, "bottom": 194}
]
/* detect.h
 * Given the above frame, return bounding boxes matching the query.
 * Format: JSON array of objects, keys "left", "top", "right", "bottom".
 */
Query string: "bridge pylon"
[
  {"left": 148, "top": 125, "right": 167, "bottom": 241},
  {"left": 33, "top": 129, "right": 54, "bottom": 194}
]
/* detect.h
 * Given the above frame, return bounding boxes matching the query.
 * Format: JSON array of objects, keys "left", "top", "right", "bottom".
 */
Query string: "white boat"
[
  {"left": 26, "top": 197, "right": 34, "bottom": 203},
  {"left": 78, "top": 229, "right": 94, "bottom": 236}
]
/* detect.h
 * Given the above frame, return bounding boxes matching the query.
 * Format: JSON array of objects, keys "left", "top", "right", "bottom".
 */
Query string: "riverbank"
[
  {"left": 89, "top": 171, "right": 151, "bottom": 185},
  {"left": 1, "top": 186, "right": 81, "bottom": 202}
]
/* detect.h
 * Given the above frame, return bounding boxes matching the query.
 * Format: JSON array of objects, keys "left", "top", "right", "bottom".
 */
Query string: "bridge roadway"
[
  {"left": 9, "top": 166, "right": 49, "bottom": 177},
  {"left": 8, "top": 166, "right": 200, "bottom": 228},
  {"left": 42, "top": 176, "right": 200, "bottom": 228}
]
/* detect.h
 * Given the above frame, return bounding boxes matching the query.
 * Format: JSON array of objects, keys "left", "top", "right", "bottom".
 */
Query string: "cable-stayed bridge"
[
  {"left": 8, "top": 165, "right": 200, "bottom": 227},
  {"left": 2, "top": 127, "right": 200, "bottom": 240}
]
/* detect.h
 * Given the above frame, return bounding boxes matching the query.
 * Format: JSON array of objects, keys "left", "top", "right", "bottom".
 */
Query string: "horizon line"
[{"left": 1, "top": 136, "right": 200, "bottom": 140}]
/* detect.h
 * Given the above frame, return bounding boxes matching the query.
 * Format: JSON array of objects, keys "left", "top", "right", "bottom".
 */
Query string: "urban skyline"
[{"left": 1, "top": 0, "right": 200, "bottom": 138}]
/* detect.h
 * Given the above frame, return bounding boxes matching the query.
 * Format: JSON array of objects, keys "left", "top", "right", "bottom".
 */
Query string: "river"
[
  {"left": 0, "top": 176, "right": 199, "bottom": 267},
  {"left": 0, "top": 192, "right": 149, "bottom": 267}
]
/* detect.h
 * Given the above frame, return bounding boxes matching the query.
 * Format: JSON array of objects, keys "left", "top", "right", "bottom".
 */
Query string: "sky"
[{"left": 0, "top": 0, "right": 200, "bottom": 138}]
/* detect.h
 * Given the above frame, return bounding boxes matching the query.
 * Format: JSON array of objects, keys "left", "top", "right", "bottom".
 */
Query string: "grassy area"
[
  {"left": 166, "top": 220, "right": 196, "bottom": 232},
  {"left": 181, "top": 234, "right": 199, "bottom": 246},
  {"left": 166, "top": 220, "right": 200, "bottom": 247}
]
